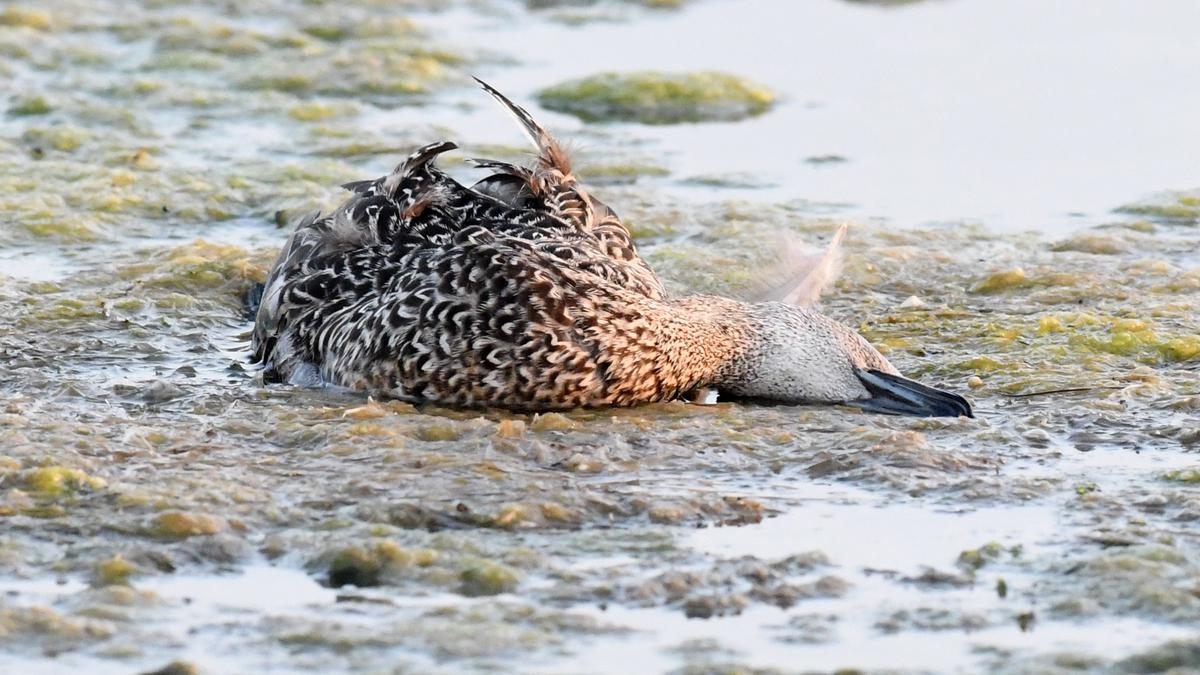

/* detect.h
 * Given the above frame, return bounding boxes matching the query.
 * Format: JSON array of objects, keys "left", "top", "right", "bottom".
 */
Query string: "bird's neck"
[{"left": 586, "top": 293, "right": 755, "bottom": 405}]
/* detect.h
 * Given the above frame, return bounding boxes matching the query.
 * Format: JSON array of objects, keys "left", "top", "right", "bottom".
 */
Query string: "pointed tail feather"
[
  {"left": 467, "top": 158, "right": 538, "bottom": 206},
  {"left": 339, "top": 178, "right": 377, "bottom": 194},
  {"left": 382, "top": 140, "right": 458, "bottom": 198},
  {"left": 466, "top": 157, "right": 535, "bottom": 178},
  {"left": 472, "top": 76, "right": 572, "bottom": 175}
]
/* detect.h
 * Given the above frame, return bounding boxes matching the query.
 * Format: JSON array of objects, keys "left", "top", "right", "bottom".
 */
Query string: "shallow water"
[
  {"left": 2, "top": 1, "right": 1199, "bottom": 674},
  {"left": 428, "top": 0, "right": 1200, "bottom": 232}
]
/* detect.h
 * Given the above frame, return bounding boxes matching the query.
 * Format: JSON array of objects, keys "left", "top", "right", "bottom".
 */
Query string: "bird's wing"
[
  {"left": 250, "top": 208, "right": 373, "bottom": 375},
  {"left": 469, "top": 77, "right": 664, "bottom": 298}
]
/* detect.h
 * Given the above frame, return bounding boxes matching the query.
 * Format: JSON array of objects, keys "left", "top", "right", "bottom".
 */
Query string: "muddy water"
[{"left": 1, "top": 1, "right": 1199, "bottom": 674}]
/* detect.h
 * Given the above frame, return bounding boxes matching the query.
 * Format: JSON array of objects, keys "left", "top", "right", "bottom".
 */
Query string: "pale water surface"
[{"left": 428, "top": 0, "right": 1200, "bottom": 232}]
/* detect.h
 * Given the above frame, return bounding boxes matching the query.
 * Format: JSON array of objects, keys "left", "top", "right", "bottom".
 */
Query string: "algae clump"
[
  {"left": 538, "top": 71, "right": 775, "bottom": 124},
  {"left": 1162, "top": 469, "right": 1200, "bottom": 483},
  {"left": 94, "top": 555, "right": 136, "bottom": 586},
  {"left": 288, "top": 101, "right": 358, "bottom": 122},
  {"left": 324, "top": 541, "right": 436, "bottom": 588},
  {"left": 459, "top": 560, "right": 519, "bottom": 597},
  {"left": 956, "top": 356, "right": 1008, "bottom": 373},
  {"left": 530, "top": 412, "right": 576, "bottom": 431},
  {"left": 24, "top": 466, "right": 106, "bottom": 496},
  {"left": 1037, "top": 315, "right": 1065, "bottom": 334},
  {"left": 1118, "top": 191, "right": 1200, "bottom": 222},
  {"left": 972, "top": 268, "right": 1030, "bottom": 294},
  {"left": 582, "top": 162, "right": 670, "bottom": 185},
  {"left": 1050, "top": 233, "right": 1126, "bottom": 255},
  {"left": 1158, "top": 336, "right": 1200, "bottom": 362},
  {"left": 957, "top": 542, "right": 1006, "bottom": 570},
  {"left": 0, "top": 6, "right": 54, "bottom": 31},
  {"left": 326, "top": 545, "right": 389, "bottom": 587},
  {"left": 151, "top": 511, "right": 222, "bottom": 538},
  {"left": 9, "top": 96, "right": 53, "bottom": 116}
]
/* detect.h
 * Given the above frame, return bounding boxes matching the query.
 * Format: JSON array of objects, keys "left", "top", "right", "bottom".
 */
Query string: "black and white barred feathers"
[
  {"left": 251, "top": 79, "right": 681, "bottom": 409},
  {"left": 250, "top": 79, "right": 974, "bottom": 417}
]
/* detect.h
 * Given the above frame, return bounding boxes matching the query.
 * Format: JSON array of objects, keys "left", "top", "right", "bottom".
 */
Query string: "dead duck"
[{"left": 249, "top": 79, "right": 972, "bottom": 417}]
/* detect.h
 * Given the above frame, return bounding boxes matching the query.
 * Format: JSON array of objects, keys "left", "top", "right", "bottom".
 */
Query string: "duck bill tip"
[{"left": 851, "top": 368, "right": 974, "bottom": 418}]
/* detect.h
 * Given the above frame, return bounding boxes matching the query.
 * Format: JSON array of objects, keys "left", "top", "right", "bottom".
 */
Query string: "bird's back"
[{"left": 251, "top": 84, "right": 665, "bottom": 407}]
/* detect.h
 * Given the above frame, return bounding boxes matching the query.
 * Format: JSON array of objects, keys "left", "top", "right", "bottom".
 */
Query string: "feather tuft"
[
  {"left": 473, "top": 76, "right": 573, "bottom": 177},
  {"left": 750, "top": 223, "right": 848, "bottom": 308}
]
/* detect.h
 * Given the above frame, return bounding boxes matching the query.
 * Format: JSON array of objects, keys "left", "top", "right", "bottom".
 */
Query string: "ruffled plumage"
[
  {"left": 251, "top": 80, "right": 673, "bottom": 408},
  {"left": 250, "top": 80, "right": 972, "bottom": 417}
]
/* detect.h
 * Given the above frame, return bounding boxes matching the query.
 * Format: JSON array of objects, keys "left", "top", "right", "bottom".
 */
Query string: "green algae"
[
  {"left": 22, "top": 125, "right": 90, "bottom": 152},
  {"left": 972, "top": 268, "right": 1031, "bottom": 293},
  {"left": 529, "top": 412, "right": 578, "bottom": 432},
  {"left": 138, "top": 662, "right": 199, "bottom": 675},
  {"left": 1158, "top": 336, "right": 1200, "bottom": 362},
  {"left": 1051, "top": 233, "right": 1127, "bottom": 255},
  {"left": 325, "top": 544, "right": 391, "bottom": 587},
  {"left": 1161, "top": 469, "right": 1200, "bottom": 483},
  {"left": 538, "top": 71, "right": 775, "bottom": 124},
  {"left": 149, "top": 512, "right": 222, "bottom": 538},
  {"left": 582, "top": 161, "right": 670, "bottom": 185},
  {"left": 30, "top": 297, "right": 105, "bottom": 321},
  {"left": 529, "top": 0, "right": 693, "bottom": 25},
  {"left": 241, "top": 73, "right": 314, "bottom": 93},
  {"left": 92, "top": 555, "right": 136, "bottom": 586},
  {"left": 24, "top": 466, "right": 106, "bottom": 495},
  {"left": 530, "top": 0, "right": 691, "bottom": 7},
  {"left": 955, "top": 356, "right": 1010, "bottom": 373},
  {"left": 0, "top": 1, "right": 1198, "bottom": 672},
  {"left": 460, "top": 560, "right": 520, "bottom": 597},
  {"left": 240, "top": 52, "right": 451, "bottom": 97},
  {"left": 1065, "top": 327, "right": 1200, "bottom": 364},
  {"left": 1118, "top": 192, "right": 1200, "bottom": 223},
  {"left": 300, "top": 16, "right": 417, "bottom": 42},
  {"left": 0, "top": 605, "right": 115, "bottom": 647},
  {"left": 415, "top": 421, "right": 465, "bottom": 442},
  {"left": 288, "top": 101, "right": 360, "bottom": 122},
  {"left": 1115, "top": 638, "right": 1200, "bottom": 673},
  {"left": 956, "top": 542, "right": 1015, "bottom": 570},
  {"left": 1074, "top": 330, "right": 1156, "bottom": 357},
  {"left": 323, "top": 541, "right": 440, "bottom": 588},
  {"left": 1037, "top": 315, "right": 1066, "bottom": 334},
  {"left": 9, "top": 96, "right": 53, "bottom": 116},
  {"left": 0, "top": 6, "right": 54, "bottom": 31},
  {"left": 682, "top": 173, "right": 780, "bottom": 190}
]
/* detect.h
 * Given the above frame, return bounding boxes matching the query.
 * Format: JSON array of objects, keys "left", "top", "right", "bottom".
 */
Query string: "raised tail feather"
[
  {"left": 466, "top": 158, "right": 534, "bottom": 177},
  {"left": 339, "top": 179, "right": 376, "bottom": 195},
  {"left": 472, "top": 76, "right": 572, "bottom": 176},
  {"left": 467, "top": 158, "right": 538, "bottom": 207},
  {"left": 381, "top": 140, "right": 459, "bottom": 198}
]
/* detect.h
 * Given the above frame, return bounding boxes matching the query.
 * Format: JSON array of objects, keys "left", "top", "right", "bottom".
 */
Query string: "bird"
[{"left": 249, "top": 78, "right": 972, "bottom": 418}]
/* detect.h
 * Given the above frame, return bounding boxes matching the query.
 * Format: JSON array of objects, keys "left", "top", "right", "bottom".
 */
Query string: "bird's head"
[
  {"left": 716, "top": 302, "right": 972, "bottom": 417},
  {"left": 711, "top": 223, "right": 972, "bottom": 417}
]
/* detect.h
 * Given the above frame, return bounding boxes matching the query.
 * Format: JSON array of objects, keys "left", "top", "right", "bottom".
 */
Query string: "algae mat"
[{"left": 2, "top": 1, "right": 1200, "bottom": 674}]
